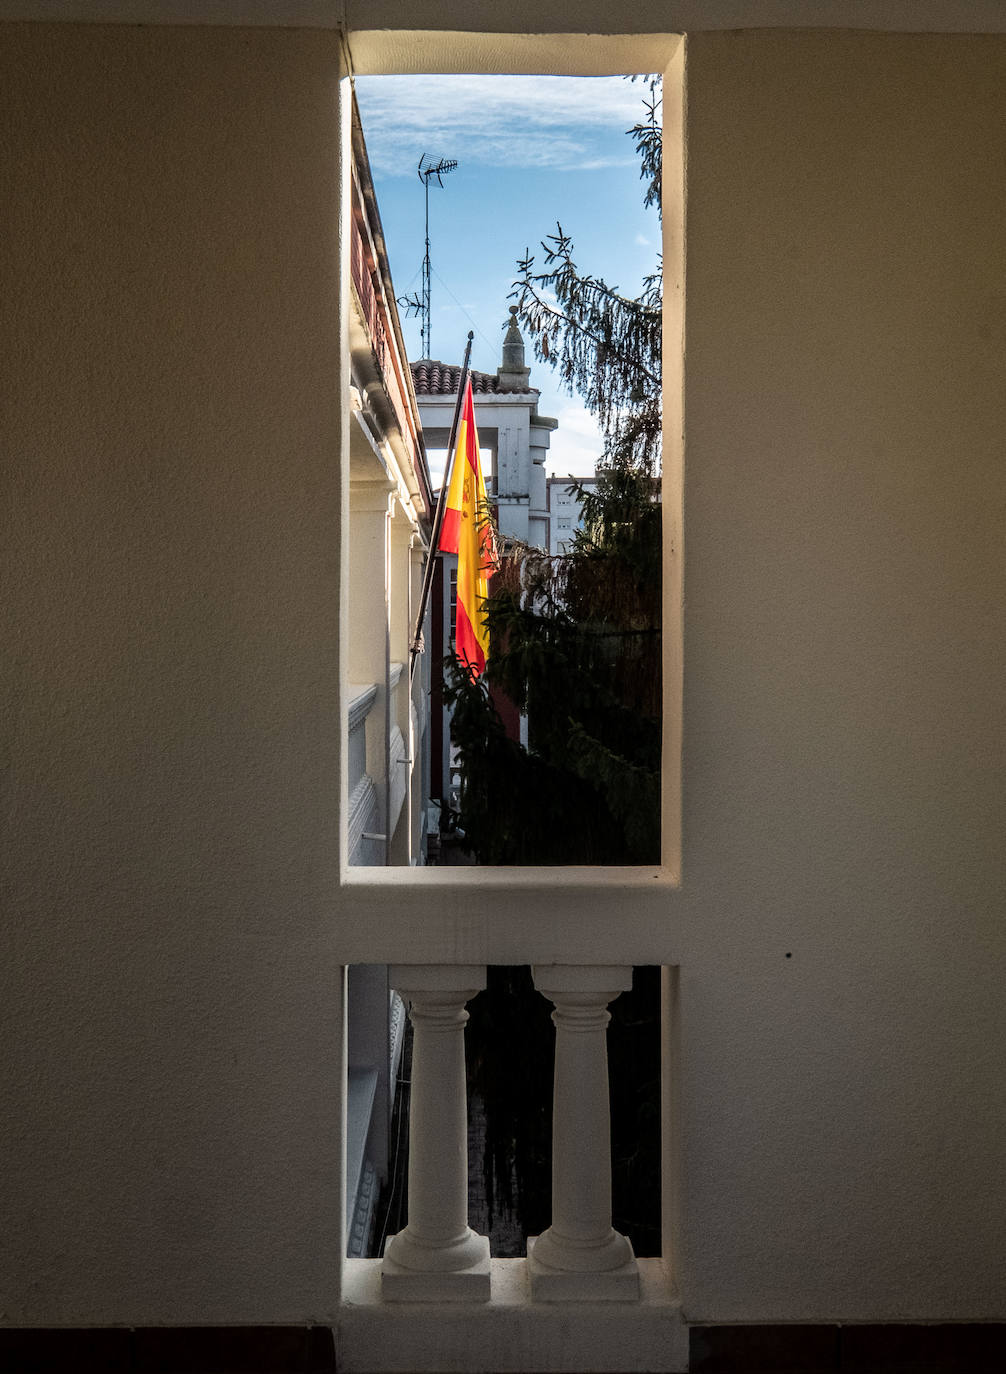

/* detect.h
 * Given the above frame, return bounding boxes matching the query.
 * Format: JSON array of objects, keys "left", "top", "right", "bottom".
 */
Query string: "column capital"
[
  {"left": 532, "top": 964, "right": 633, "bottom": 1000},
  {"left": 390, "top": 963, "right": 487, "bottom": 1000}
]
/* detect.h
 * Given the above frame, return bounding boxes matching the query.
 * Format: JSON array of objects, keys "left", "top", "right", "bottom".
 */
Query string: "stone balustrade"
[
  {"left": 347, "top": 683, "right": 381, "bottom": 867},
  {"left": 379, "top": 962, "right": 639, "bottom": 1303}
]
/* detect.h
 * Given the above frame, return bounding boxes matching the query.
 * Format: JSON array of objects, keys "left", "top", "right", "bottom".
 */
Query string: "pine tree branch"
[{"left": 509, "top": 270, "right": 660, "bottom": 391}]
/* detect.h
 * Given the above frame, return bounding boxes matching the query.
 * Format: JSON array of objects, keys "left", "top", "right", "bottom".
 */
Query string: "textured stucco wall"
[
  {"left": 674, "top": 30, "right": 1006, "bottom": 1321},
  {"left": 1, "top": 14, "right": 1004, "bottom": 1334},
  {"left": 1, "top": 24, "right": 348, "bottom": 1322}
]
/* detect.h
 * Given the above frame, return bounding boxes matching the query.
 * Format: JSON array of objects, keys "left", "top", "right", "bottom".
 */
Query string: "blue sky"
[{"left": 352, "top": 75, "right": 660, "bottom": 478}]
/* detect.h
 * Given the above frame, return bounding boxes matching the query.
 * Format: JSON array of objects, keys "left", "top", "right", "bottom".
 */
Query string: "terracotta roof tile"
[{"left": 411, "top": 360, "right": 535, "bottom": 396}]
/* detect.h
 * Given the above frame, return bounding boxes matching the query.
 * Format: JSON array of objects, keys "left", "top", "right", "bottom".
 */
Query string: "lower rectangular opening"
[{"left": 347, "top": 963, "right": 662, "bottom": 1262}]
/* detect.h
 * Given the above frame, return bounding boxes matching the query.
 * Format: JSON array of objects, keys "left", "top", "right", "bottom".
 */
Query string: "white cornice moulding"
[{"left": 348, "top": 683, "right": 378, "bottom": 733}]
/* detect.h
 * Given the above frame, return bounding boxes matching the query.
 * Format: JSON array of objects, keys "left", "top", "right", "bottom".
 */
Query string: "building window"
[{"left": 341, "top": 32, "right": 684, "bottom": 888}]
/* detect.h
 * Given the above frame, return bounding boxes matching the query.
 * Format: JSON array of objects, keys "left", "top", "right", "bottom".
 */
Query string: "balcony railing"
[
  {"left": 387, "top": 662, "right": 407, "bottom": 843},
  {"left": 349, "top": 172, "right": 423, "bottom": 481},
  {"left": 348, "top": 683, "right": 381, "bottom": 867},
  {"left": 340, "top": 963, "right": 686, "bottom": 1374}
]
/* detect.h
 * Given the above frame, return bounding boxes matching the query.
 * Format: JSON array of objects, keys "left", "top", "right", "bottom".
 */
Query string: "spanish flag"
[{"left": 439, "top": 379, "right": 496, "bottom": 677}]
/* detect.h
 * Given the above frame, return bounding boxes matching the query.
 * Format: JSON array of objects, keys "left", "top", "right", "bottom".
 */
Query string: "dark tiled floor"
[
  {"left": 0, "top": 1326, "right": 334, "bottom": 1374},
  {"left": 689, "top": 1323, "right": 1006, "bottom": 1374},
  {"left": 2, "top": 1322, "right": 1003, "bottom": 1373}
]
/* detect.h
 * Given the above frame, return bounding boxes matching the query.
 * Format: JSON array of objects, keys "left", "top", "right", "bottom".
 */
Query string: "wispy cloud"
[
  {"left": 354, "top": 75, "right": 646, "bottom": 176},
  {"left": 545, "top": 403, "right": 605, "bottom": 477}
]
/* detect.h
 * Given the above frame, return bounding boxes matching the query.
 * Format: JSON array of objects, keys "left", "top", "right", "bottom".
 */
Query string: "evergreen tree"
[
  {"left": 443, "top": 466, "right": 660, "bottom": 864},
  {"left": 443, "top": 75, "right": 663, "bottom": 866}
]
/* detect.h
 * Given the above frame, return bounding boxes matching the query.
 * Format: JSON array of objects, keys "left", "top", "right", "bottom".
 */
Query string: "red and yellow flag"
[{"left": 439, "top": 379, "right": 497, "bottom": 677}]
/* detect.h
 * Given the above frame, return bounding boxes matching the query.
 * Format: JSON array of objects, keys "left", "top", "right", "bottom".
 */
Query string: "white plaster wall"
[
  {"left": 674, "top": 30, "right": 1006, "bottom": 1321},
  {"left": 1, "top": 24, "right": 348, "bottom": 1322},
  {"left": 2, "top": 11, "right": 1005, "bottom": 1338}
]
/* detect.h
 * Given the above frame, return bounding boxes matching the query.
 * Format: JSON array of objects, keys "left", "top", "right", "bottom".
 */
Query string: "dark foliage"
[
  {"left": 465, "top": 965, "right": 662, "bottom": 1258},
  {"left": 442, "top": 464, "right": 661, "bottom": 865},
  {"left": 465, "top": 966, "right": 553, "bottom": 1245}
]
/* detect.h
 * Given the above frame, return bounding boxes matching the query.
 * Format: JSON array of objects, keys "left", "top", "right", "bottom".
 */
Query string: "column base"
[
  {"left": 527, "top": 1235, "right": 641, "bottom": 1302},
  {"left": 381, "top": 1233, "right": 491, "bottom": 1302}
]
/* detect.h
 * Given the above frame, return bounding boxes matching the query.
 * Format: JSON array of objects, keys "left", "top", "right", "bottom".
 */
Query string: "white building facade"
[
  {"left": 547, "top": 474, "right": 597, "bottom": 555},
  {"left": 412, "top": 308, "right": 558, "bottom": 549}
]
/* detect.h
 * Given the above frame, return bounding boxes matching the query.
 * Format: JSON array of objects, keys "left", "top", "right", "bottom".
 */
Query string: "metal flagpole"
[{"left": 410, "top": 331, "right": 474, "bottom": 681}]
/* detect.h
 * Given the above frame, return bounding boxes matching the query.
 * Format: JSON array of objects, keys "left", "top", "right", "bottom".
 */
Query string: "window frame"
[{"left": 337, "top": 32, "right": 685, "bottom": 968}]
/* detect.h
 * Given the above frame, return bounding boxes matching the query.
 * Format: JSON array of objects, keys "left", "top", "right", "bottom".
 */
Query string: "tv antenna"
[{"left": 398, "top": 154, "right": 458, "bottom": 360}]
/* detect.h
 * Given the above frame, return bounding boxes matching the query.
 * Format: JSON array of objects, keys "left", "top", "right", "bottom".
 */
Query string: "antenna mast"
[{"left": 399, "top": 154, "right": 458, "bottom": 360}]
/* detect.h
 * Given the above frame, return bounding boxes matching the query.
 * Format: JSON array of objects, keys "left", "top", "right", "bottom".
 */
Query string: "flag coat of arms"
[{"left": 438, "top": 379, "right": 496, "bottom": 676}]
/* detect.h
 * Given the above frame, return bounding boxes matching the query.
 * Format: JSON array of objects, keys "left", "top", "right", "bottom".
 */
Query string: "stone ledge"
[{"left": 339, "top": 1257, "right": 685, "bottom": 1373}]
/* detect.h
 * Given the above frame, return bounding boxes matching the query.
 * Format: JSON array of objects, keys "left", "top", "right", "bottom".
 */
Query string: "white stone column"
[
  {"left": 382, "top": 964, "right": 490, "bottom": 1301},
  {"left": 528, "top": 965, "right": 640, "bottom": 1300}
]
